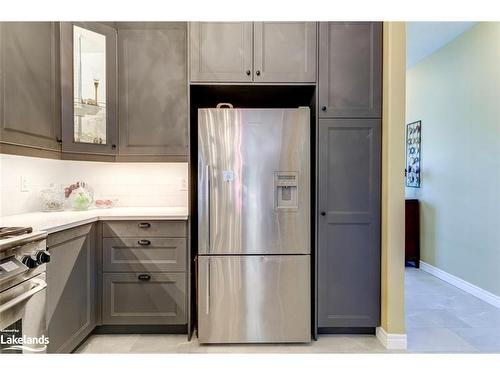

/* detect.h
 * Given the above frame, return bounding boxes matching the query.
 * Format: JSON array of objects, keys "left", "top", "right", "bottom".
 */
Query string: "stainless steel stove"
[
  {"left": 0, "top": 227, "right": 33, "bottom": 239},
  {"left": 0, "top": 226, "right": 49, "bottom": 354}
]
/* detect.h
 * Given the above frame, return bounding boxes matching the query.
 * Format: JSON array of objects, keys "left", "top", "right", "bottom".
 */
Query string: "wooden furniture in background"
[{"left": 405, "top": 199, "right": 420, "bottom": 267}]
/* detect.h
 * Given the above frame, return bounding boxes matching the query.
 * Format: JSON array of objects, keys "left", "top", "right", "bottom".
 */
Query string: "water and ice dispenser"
[{"left": 275, "top": 172, "right": 299, "bottom": 210}]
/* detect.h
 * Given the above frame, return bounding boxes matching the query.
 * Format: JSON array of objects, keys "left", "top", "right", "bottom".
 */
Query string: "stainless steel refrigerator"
[{"left": 197, "top": 107, "right": 311, "bottom": 343}]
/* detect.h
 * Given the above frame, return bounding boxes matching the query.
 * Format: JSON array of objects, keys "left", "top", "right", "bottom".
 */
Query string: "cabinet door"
[
  {"left": 60, "top": 22, "right": 118, "bottom": 155},
  {"left": 0, "top": 22, "right": 61, "bottom": 151},
  {"left": 317, "top": 119, "right": 381, "bottom": 328},
  {"left": 118, "top": 24, "right": 188, "bottom": 159},
  {"left": 318, "top": 22, "right": 382, "bottom": 118},
  {"left": 46, "top": 224, "right": 96, "bottom": 353},
  {"left": 253, "top": 22, "right": 317, "bottom": 83},
  {"left": 102, "top": 273, "right": 186, "bottom": 325},
  {"left": 190, "top": 22, "right": 253, "bottom": 82}
]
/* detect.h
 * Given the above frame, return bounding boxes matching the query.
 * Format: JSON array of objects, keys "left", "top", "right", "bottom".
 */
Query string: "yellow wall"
[
  {"left": 381, "top": 22, "right": 406, "bottom": 334},
  {"left": 406, "top": 22, "right": 500, "bottom": 296}
]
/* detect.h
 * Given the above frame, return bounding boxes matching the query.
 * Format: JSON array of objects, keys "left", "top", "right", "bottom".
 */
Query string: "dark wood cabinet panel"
[{"left": 405, "top": 199, "right": 420, "bottom": 267}]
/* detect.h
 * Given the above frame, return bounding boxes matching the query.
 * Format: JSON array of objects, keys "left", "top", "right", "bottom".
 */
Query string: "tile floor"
[
  {"left": 405, "top": 267, "right": 500, "bottom": 353},
  {"left": 77, "top": 268, "right": 500, "bottom": 353}
]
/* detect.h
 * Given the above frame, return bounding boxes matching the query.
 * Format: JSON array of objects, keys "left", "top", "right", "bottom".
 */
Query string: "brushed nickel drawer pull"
[
  {"left": 138, "top": 274, "right": 151, "bottom": 281},
  {"left": 137, "top": 239, "right": 151, "bottom": 246},
  {"left": 138, "top": 222, "right": 151, "bottom": 229}
]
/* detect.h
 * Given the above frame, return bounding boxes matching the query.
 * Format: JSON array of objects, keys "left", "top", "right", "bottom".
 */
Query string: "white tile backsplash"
[{"left": 0, "top": 154, "right": 188, "bottom": 216}]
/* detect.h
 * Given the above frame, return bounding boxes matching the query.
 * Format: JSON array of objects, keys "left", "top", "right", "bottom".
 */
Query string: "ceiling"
[{"left": 406, "top": 22, "right": 476, "bottom": 68}]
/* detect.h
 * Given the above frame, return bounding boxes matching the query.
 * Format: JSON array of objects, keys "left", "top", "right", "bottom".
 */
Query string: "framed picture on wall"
[{"left": 405, "top": 120, "right": 421, "bottom": 188}]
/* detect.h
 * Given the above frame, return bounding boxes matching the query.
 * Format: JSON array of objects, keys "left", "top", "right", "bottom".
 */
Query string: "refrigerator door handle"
[
  {"left": 205, "top": 165, "right": 211, "bottom": 253},
  {"left": 206, "top": 258, "right": 210, "bottom": 315}
]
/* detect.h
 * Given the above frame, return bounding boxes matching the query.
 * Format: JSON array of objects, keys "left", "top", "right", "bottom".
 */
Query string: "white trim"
[
  {"left": 420, "top": 261, "right": 500, "bottom": 309},
  {"left": 376, "top": 327, "right": 407, "bottom": 350}
]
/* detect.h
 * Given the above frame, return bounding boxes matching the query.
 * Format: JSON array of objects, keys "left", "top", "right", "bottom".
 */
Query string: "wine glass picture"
[{"left": 406, "top": 121, "right": 421, "bottom": 188}]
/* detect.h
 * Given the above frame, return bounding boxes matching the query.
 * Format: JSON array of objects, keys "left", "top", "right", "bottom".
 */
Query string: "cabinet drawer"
[
  {"left": 102, "top": 273, "right": 186, "bottom": 325},
  {"left": 102, "top": 220, "right": 187, "bottom": 238},
  {"left": 103, "top": 238, "right": 186, "bottom": 272}
]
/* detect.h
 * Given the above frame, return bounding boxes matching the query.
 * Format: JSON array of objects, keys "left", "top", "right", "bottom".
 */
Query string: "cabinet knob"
[
  {"left": 256, "top": 70, "right": 261, "bottom": 76},
  {"left": 320, "top": 211, "right": 326, "bottom": 216},
  {"left": 246, "top": 70, "right": 251, "bottom": 76},
  {"left": 138, "top": 239, "right": 151, "bottom": 246},
  {"left": 111, "top": 144, "right": 117, "bottom": 149},
  {"left": 56, "top": 137, "right": 62, "bottom": 144},
  {"left": 321, "top": 106, "right": 327, "bottom": 111}
]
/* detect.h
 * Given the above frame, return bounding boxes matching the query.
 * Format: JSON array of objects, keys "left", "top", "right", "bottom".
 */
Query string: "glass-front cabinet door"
[{"left": 61, "top": 22, "right": 117, "bottom": 155}]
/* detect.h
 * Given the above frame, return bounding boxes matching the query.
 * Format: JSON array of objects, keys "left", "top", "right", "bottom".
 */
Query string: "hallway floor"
[{"left": 405, "top": 267, "right": 500, "bottom": 353}]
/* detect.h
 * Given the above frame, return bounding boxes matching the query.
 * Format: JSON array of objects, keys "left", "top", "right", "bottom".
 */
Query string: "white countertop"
[{"left": 0, "top": 206, "right": 189, "bottom": 234}]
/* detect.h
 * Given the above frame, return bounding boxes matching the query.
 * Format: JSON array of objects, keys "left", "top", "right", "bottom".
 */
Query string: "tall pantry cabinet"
[{"left": 317, "top": 22, "right": 383, "bottom": 330}]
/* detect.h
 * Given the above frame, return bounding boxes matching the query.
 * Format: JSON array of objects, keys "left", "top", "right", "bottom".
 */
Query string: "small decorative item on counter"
[
  {"left": 40, "top": 184, "right": 65, "bottom": 212},
  {"left": 65, "top": 181, "right": 93, "bottom": 211},
  {"left": 95, "top": 198, "right": 118, "bottom": 209}
]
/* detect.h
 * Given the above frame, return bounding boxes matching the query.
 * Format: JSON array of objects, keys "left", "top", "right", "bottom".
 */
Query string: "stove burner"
[{"left": 0, "top": 227, "right": 33, "bottom": 239}]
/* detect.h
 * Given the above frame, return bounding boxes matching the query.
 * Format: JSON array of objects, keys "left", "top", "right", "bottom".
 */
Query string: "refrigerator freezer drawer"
[{"left": 198, "top": 255, "right": 311, "bottom": 343}]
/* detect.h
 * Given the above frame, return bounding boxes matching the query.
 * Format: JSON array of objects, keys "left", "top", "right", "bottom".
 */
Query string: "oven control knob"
[
  {"left": 35, "top": 250, "right": 51, "bottom": 264},
  {"left": 21, "top": 255, "right": 38, "bottom": 269}
]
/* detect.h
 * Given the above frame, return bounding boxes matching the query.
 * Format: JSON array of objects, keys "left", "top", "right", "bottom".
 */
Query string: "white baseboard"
[
  {"left": 420, "top": 261, "right": 500, "bottom": 309},
  {"left": 376, "top": 327, "right": 407, "bottom": 350}
]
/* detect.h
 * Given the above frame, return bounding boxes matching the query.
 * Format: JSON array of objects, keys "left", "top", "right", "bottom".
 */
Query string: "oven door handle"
[{"left": 0, "top": 278, "right": 47, "bottom": 314}]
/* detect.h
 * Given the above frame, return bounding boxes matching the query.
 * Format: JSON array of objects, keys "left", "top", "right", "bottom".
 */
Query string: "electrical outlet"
[
  {"left": 20, "top": 176, "right": 29, "bottom": 192},
  {"left": 180, "top": 178, "right": 188, "bottom": 191}
]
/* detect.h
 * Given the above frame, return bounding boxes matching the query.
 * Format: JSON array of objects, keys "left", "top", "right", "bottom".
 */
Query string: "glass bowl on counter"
[
  {"left": 65, "top": 181, "right": 93, "bottom": 211},
  {"left": 40, "top": 184, "right": 65, "bottom": 212},
  {"left": 94, "top": 198, "right": 118, "bottom": 209}
]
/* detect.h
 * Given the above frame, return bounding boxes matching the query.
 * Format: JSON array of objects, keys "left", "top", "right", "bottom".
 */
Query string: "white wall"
[
  {"left": 0, "top": 154, "right": 188, "bottom": 216},
  {"left": 406, "top": 22, "right": 500, "bottom": 296}
]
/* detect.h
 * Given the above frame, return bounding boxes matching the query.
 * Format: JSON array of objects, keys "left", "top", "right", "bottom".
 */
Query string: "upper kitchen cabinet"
[
  {"left": 117, "top": 23, "right": 188, "bottom": 161},
  {"left": 0, "top": 22, "right": 61, "bottom": 155},
  {"left": 189, "top": 22, "right": 253, "bottom": 83},
  {"left": 318, "top": 22, "right": 382, "bottom": 118},
  {"left": 189, "top": 22, "right": 317, "bottom": 83},
  {"left": 60, "top": 22, "right": 118, "bottom": 156},
  {"left": 253, "top": 22, "right": 316, "bottom": 83}
]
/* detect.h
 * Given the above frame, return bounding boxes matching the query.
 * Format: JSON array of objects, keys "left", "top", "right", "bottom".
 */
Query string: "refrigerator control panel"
[{"left": 275, "top": 172, "right": 298, "bottom": 210}]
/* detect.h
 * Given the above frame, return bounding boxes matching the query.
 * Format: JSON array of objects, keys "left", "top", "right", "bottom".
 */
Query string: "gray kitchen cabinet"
[
  {"left": 46, "top": 224, "right": 96, "bottom": 353},
  {"left": 317, "top": 118, "right": 381, "bottom": 328},
  {"left": 101, "top": 219, "right": 188, "bottom": 328},
  {"left": 318, "top": 22, "right": 382, "bottom": 118},
  {"left": 253, "top": 22, "right": 317, "bottom": 83},
  {"left": 117, "top": 23, "right": 188, "bottom": 160},
  {"left": 0, "top": 22, "right": 61, "bottom": 154},
  {"left": 190, "top": 22, "right": 253, "bottom": 82},
  {"left": 102, "top": 237, "right": 187, "bottom": 273},
  {"left": 102, "top": 273, "right": 186, "bottom": 325},
  {"left": 102, "top": 220, "right": 187, "bottom": 238},
  {"left": 60, "top": 22, "right": 118, "bottom": 156},
  {"left": 190, "top": 22, "right": 317, "bottom": 83}
]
